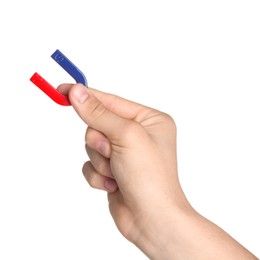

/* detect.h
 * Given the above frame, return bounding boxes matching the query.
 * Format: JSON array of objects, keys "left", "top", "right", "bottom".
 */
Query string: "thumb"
[{"left": 69, "top": 84, "right": 131, "bottom": 141}]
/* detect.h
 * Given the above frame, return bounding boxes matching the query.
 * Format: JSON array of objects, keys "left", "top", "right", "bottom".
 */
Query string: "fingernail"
[
  {"left": 104, "top": 179, "right": 118, "bottom": 193},
  {"left": 74, "top": 85, "right": 89, "bottom": 104}
]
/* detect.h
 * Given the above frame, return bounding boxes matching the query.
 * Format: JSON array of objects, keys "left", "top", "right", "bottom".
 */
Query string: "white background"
[{"left": 0, "top": 0, "right": 259, "bottom": 259}]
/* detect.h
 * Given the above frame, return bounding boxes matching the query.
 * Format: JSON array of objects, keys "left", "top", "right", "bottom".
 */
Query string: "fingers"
[
  {"left": 84, "top": 127, "right": 114, "bottom": 188},
  {"left": 85, "top": 127, "right": 111, "bottom": 158},
  {"left": 83, "top": 161, "right": 118, "bottom": 193},
  {"left": 57, "top": 83, "right": 71, "bottom": 95},
  {"left": 85, "top": 145, "right": 113, "bottom": 178},
  {"left": 57, "top": 84, "right": 148, "bottom": 120},
  {"left": 67, "top": 84, "right": 133, "bottom": 141}
]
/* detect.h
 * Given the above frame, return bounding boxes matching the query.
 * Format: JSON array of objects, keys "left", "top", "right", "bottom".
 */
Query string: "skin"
[{"left": 58, "top": 83, "right": 257, "bottom": 259}]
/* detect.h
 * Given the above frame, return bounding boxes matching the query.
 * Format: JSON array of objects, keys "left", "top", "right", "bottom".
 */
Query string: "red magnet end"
[{"left": 30, "top": 73, "right": 70, "bottom": 106}]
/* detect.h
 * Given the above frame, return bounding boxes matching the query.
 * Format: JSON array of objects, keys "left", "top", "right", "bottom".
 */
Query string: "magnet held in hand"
[{"left": 30, "top": 49, "right": 88, "bottom": 106}]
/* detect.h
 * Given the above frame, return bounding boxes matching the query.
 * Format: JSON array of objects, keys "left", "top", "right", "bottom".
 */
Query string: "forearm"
[{"left": 136, "top": 207, "right": 257, "bottom": 260}]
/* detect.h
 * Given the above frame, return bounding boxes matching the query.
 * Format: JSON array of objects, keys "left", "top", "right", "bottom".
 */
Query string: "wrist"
[
  {"left": 133, "top": 200, "right": 196, "bottom": 259},
  {"left": 135, "top": 204, "right": 257, "bottom": 260}
]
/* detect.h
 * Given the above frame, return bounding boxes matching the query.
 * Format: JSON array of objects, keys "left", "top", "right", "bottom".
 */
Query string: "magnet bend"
[{"left": 30, "top": 49, "right": 87, "bottom": 106}]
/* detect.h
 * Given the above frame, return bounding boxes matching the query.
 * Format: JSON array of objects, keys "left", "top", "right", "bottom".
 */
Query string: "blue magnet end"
[{"left": 51, "top": 49, "right": 88, "bottom": 86}]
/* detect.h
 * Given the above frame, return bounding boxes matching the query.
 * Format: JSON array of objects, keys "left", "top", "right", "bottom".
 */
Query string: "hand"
[
  {"left": 58, "top": 84, "right": 257, "bottom": 260},
  {"left": 58, "top": 83, "right": 189, "bottom": 254}
]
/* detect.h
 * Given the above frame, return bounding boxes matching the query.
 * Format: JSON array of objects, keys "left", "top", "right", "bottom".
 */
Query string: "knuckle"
[
  {"left": 89, "top": 101, "right": 107, "bottom": 120},
  {"left": 85, "top": 127, "right": 101, "bottom": 152},
  {"left": 82, "top": 161, "right": 95, "bottom": 186},
  {"left": 85, "top": 127, "right": 93, "bottom": 143},
  {"left": 88, "top": 176, "right": 97, "bottom": 189},
  {"left": 161, "top": 112, "right": 174, "bottom": 123},
  {"left": 161, "top": 112, "right": 177, "bottom": 131},
  {"left": 122, "top": 121, "right": 144, "bottom": 141}
]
